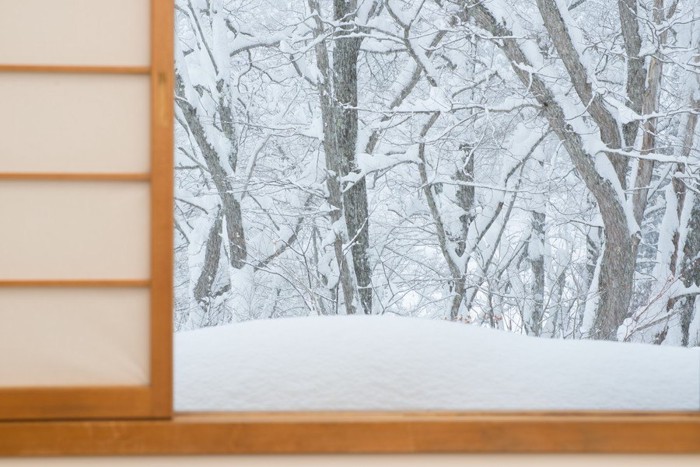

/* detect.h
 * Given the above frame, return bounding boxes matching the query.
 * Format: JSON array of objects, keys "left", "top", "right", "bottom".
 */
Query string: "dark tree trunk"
[
  {"left": 528, "top": 209, "right": 546, "bottom": 336},
  {"left": 194, "top": 211, "right": 224, "bottom": 308},
  {"left": 333, "top": 0, "right": 372, "bottom": 314},
  {"left": 454, "top": 145, "right": 475, "bottom": 258},
  {"left": 678, "top": 194, "right": 700, "bottom": 345},
  {"left": 313, "top": 0, "right": 372, "bottom": 315}
]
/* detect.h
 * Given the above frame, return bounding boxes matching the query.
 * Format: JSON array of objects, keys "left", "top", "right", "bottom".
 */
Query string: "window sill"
[{"left": 1, "top": 412, "right": 700, "bottom": 456}]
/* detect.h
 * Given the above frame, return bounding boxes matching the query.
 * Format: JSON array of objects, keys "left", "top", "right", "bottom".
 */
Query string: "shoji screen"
[{"left": 0, "top": 0, "right": 173, "bottom": 420}]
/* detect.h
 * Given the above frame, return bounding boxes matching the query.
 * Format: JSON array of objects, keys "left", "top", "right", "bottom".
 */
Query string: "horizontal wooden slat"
[
  {"left": 0, "top": 65, "right": 150, "bottom": 75},
  {"left": 0, "top": 173, "right": 151, "bottom": 181},
  {"left": 0, "top": 386, "right": 155, "bottom": 421},
  {"left": 0, "top": 412, "right": 699, "bottom": 455},
  {"left": 0, "top": 280, "right": 150, "bottom": 288}
]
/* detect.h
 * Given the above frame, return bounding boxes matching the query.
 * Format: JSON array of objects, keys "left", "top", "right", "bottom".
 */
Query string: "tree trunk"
[
  {"left": 313, "top": 0, "right": 372, "bottom": 315},
  {"left": 333, "top": 0, "right": 372, "bottom": 314},
  {"left": 677, "top": 192, "right": 700, "bottom": 345},
  {"left": 454, "top": 145, "right": 475, "bottom": 258},
  {"left": 194, "top": 210, "right": 224, "bottom": 308},
  {"left": 665, "top": 28, "right": 700, "bottom": 345},
  {"left": 175, "top": 73, "right": 247, "bottom": 269},
  {"left": 469, "top": 3, "right": 636, "bottom": 340},
  {"left": 310, "top": 0, "right": 357, "bottom": 314},
  {"left": 617, "top": 0, "right": 645, "bottom": 150},
  {"left": 528, "top": 208, "right": 546, "bottom": 336},
  {"left": 672, "top": 67, "right": 700, "bottom": 346}
]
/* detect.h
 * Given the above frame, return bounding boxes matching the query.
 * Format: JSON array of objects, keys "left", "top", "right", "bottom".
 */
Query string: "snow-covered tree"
[{"left": 174, "top": 0, "right": 700, "bottom": 346}]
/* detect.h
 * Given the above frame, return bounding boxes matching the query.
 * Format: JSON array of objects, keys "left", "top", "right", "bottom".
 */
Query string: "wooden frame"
[
  {"left": 0, "top": 65, "right": 150, "bottom": 75},
  {"left": 148, "top": 0, "right": 175, "bottom": 420},
  {"left": 0, "top": 413, "right": 699, "bottom": 455},
  {"left": 1, "top": 0, "right": 699, "bottom": 456},
  {"left": 0, "top": 0, "right": 173, "bottom": 421}
]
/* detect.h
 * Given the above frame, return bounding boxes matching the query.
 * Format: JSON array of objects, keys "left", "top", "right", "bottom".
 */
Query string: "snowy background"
[
  {"left": 172, "top": 0, "right": 700, "bottom": 411},
  {"left": 173, "top": 0, "right": 700, "bottom": 343},
  {"left": 175, "top": 315, "right": 700, "bottom": 411}
]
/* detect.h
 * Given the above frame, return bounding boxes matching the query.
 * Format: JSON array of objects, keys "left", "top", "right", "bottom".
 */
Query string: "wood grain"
[
  {"left": 0, "top": 173, "right": 150, "bottom": 181},
  {"left": 148, "top": 0, "right": 175, "bottom": 418},
  {"left": 0, "top": 280, "right": 150, "bottom": 288},
  {"left": 0, "top": 412, "right": 699, "bottom": 455},
  {"left": 0, "top": 65, "right": 150, "bottom": 75},
  {"left": 0, "top": 387, "right": 153, "bottom": 421},
  {"left": 2, "top": 2, "right": 696, "bottom": 457},
  {"left": 0, "top": 0, "right": 173, "bottom": 421}
]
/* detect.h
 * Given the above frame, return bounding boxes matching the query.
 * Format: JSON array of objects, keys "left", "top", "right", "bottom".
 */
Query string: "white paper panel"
[
  {"left": 0, "top": 0, "right": 149, "bottom": 66},
  {"left": 0, "top": 182, "right": 150, "bottom": 279},
  {"left": 0, "top": 288, "right": 149, "bottom": 386},
  {"left": 0, "top": 74, "right": 149, "bottom": 173}
]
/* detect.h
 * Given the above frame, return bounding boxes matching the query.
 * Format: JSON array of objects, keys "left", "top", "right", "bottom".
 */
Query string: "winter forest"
[{"left": 173, "top": 0, "right": 700, "bottom": 346}]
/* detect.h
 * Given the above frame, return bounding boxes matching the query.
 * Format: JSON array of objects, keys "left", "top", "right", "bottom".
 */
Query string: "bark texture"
[
  {"left": 312, "top": 0, "right": 372, "bottom": 314},
  {"left": 469, "top": 3, "right": 635, "bottom": 340},
  {"left": 678, "top": 193, "right": 700, "bottom": 345},
  {"left": 528, "top": 208, "right": 546, "bottom": 336},
  {"left": 333, "top": 0, "right": 372, "bottom": 314},
  {"left": 194, "top": 211, "right": 224, "bottom": 308},
  {"left": 175, "top": 74, "right": 248, "bottom": 270}
]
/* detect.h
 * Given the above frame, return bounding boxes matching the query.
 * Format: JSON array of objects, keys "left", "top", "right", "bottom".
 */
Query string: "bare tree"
[
  {"left": 173, "top": 0, "right": 700, "bottom": 345},
  {"left": 462, "top": 0, "right": 689, "bottom": 339},
  {"left": 308, "top": 0, "right": 375, "bottom": 314}
]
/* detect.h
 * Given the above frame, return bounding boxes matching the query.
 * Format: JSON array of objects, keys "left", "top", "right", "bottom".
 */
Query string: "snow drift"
[{"left": 175, "top": 315, "right": 700, "bottom": 411}]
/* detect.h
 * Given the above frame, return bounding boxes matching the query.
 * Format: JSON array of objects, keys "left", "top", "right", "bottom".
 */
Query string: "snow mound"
[{"left": 175, "top": 315, "right": 700, "bottom": 411}]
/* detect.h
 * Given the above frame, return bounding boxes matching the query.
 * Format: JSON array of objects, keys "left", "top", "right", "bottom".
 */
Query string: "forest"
[{"left": 173, "top": 0, "right": 700, "bottom": 346}]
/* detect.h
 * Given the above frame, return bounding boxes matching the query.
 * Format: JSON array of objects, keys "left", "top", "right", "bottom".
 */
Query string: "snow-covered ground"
[{"left": 175, "top": 315, "right": 700, "bottom": 411}]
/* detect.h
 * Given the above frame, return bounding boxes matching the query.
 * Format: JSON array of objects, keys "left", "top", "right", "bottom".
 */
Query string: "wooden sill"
[{"left": 1, "top": 412, "right": 700, "bottom": 456}]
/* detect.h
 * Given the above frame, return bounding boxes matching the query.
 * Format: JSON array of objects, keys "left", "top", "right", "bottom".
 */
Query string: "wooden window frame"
[
  {"left": 0, "top": 0, "right": 173, "bottom": 421},
  {"left": 0, "top": 413, "right": 699, "bottom": 455},
  {"left": 0, "top": 0, "right": 699, "bottom": 456}
]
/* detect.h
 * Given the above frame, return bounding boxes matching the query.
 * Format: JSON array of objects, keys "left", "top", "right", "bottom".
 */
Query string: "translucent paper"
[
  {"left": 0, "top": 0, "right": 149, "bottom": 66},
  {"left": 0, "top": 74, "right": 149, "bottom": 173},
  {"left": 0, "top": 288, "right": 149, "bottom": 386},
  {"left": 0, "top": 0, "right": 153, "bottom": 395},
  {"left": 0, "top": 182, "right": 150, "bottom": 280}
]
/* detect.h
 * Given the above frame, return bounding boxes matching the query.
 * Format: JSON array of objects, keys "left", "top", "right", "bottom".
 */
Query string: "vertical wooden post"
[{"left": 149, "top": 0, "right": 175, "bottom": 418}]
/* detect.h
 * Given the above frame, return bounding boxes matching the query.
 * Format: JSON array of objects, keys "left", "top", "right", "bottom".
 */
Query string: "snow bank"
[{"left": 175, "top": 315, "right": 700, "bottom": 411}]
